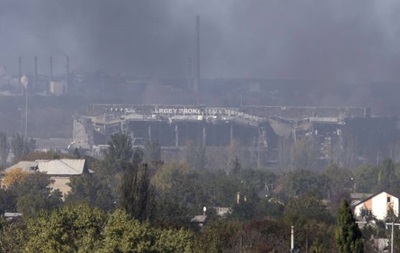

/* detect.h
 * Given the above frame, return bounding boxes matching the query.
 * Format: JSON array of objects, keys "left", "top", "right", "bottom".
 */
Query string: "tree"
[
  {"left": 10, "top": 134, "right": 35, "bottom": 161},
  {"left": 65, "top": 173, "right": 115, "bottom": 212},
  {"left": 103, "top": 133, "right": 133, "bottom": 173},
  {"left": 0, "top": 218, "right": 27, "bottom": 253},
  {"left": 144, "top": 139, "right": 161, "bottom": 163},
  {"left": 184, "top": 140, "right": 206, "bottom": 170},
  {"left": 100, "top": 209, "right": 156, "bottom": 253},
  {"left": 8, "top": 172, "right": 62, "bottom": 217},
  {"left": 2, "top": 168, "right": 29, "bottom": 188},
  {"left": 323, "top": 163, "right": 354, "bottom": 198},
  {"left": 152, "top": 162, "right": 207, "bottom": 211},
  {"left": 283, "top": 170, "right": 330, "bottom": 198},
  {"left": 10, "top": 134, "right": 25, "bottom": 160},
  {"left": 284, "top": 191, "right": 333, "bottom": 225},
  {"left": 119, "top": 163, "right": 155, "bottom": 222},
  {"left": 290, "top": 138, "right": 319, "bottom": 170},
  {"left": 230, "top": 155, "right": 241, "bottom": 176},
  {"left": 353, "top": 165, "right": 379, "bottom": 193},
  {"left": 0, "top": 132, "right": 10, "bottom": 167},
  {"left": 100, "top": 209, "right": 195, "bottom": 253},
  {"left": 335, "top": 199, "right": 364, "bottom": 253},
  {"left": 25, "top": 204, "right": 106, "bottom": 253},
  {"left": 377, "top": 159, "right": 397, "bottom": 192}
]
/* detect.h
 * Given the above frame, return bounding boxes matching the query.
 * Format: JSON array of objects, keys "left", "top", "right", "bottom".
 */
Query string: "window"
[{"left": 387, "top": 197, "right": 391, "bottom": 203}]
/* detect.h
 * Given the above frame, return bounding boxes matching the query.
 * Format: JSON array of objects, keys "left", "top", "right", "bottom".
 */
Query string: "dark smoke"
[{"left": 1, "top": 0, "right": 400, "bottom": 82}]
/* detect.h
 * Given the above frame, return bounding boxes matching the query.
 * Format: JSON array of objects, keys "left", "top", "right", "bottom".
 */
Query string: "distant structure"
[
  {"left": 194, "top": 15, "right": 200, "bottom": 94},
  {"left": 49, "top": 56, "right": 53, "bottom": 83},
  {"left": 34, "top": 56, "right": 38, "bottom": 92},
  {"left": 72, "top": 104, "right": 397, "bottom": 167}
]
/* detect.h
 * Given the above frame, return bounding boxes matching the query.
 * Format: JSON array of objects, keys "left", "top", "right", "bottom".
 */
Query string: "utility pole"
[
  {"left": 291, "top": 225, "right": 294, "bottom": 252},
  {"left": 386, "top": 222, "right": 400, "bottom": 253},
  {"left": 25, "top": 83, "right": 28, "bottom": 139}
]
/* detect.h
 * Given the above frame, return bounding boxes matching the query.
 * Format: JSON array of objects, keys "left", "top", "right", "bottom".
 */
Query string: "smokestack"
[
  {"left": 49, "top": 56, "right": 53, "bottom": 82},
  {"left": 18, "top": 56, "right": 22, "bottom": 90},
  {"left": 187, "top": 57, "right": 193, "bottom": 89},
  {"left": 194, "top": 15, "right": 200, "bottom": 94},
  {"left": 66, "top": 55, "right": 70, "bottom": 86},
  {"left": 34, "top": 56, "right": 38, "bottom": 92}
]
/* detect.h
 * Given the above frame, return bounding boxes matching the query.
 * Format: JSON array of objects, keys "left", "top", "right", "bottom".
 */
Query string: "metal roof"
[
  {"left": 4, "top": 161, "right": 38, "bottom": 173},
  {"left": 37, "top": 159, "right": 86, "bottom": 175}
]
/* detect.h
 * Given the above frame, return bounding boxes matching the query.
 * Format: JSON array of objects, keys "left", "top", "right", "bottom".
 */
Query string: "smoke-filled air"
[
  {"left": 1, "top": 1, "right": 400, "bottom": 252},
  {"left": 1, "top": 0, "right": 400, "bottom": 81}
]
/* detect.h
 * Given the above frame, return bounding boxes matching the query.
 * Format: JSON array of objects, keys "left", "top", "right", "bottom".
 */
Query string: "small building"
[
  {"left": 353, "top": 191, "right": 399, "bottom": 221},
  {"left": 4, "top": 159, "right": 90, "bottom": 197},
  {"left": 191, "top": 215, "right": 207, "bottom": 227},
  {"left": 49, "top": 80, "right": 68, "bottom": 96},
  {"left": 3, "top": 212, "right": 22, "bottom": 221}
]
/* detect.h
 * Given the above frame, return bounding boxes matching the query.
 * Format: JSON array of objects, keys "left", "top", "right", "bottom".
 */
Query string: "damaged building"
[{"left": 72, "top": 104, "right": 398, "bottom": 168}]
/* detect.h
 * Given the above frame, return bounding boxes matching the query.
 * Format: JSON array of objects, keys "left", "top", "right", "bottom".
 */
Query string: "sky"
[{"left": 1, "top": 0, "right": 400, "bottom": 83}]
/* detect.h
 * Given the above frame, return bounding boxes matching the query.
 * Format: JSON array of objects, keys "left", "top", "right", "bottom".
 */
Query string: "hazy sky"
[{"left": 1, "top": 0, "right": 400, "bottom": 82}]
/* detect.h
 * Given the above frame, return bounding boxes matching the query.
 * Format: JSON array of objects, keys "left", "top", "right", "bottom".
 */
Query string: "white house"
[{"left": 353, "top": 191, "right": 399, "bottom": 221}]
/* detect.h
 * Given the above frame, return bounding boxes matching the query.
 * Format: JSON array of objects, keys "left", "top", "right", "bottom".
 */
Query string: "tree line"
[{"left": 1, "top": 132, "right": 399, "bottom": 252}]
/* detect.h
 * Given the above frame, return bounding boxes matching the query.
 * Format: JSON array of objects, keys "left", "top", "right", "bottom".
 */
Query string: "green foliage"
[
  {"left": 290, "top": 138, "right": 319, "bottom": 170},
  {"left": 100, "top": 209, "right": 156, "bottom": 252},
  {"left": 152, "top": 162, "right": 209, "bottom": 213},
  {"left": 101, "top": 209, "right": 194, "bottom": 253},
  {"left": 0, "top": 132, "right": 10, "bottom": 166},
  {"left": 284, "top": 192, "right": 333, "bottom": 225},
  {"left": 155, "top": 228, "right": 195, "bottom": 253},
  {"left": 353, "top": 165, "right": 379, "bottom": 193},
  {"left": 230, "top": 199, "right": 259, "bottom": 221},
  {"left": 335, "top": 199, "right": 364, "bottom": 253},
  {"left": 283, "top": 170, "right": 330, "bottom": 198},
  {"left": 66, "top": 173, "right": 115, "bottom": 212},
  {"left": 323, "top": 163, "right": 354, "bottom": 197},
  {"left": 353, "top": 160, "right": 400, "bottom": 195},
  {"left": 195, "top": 219, "right": 242, "bottom": 252},
  {"left": 103, "top": 133, "right": 133, "bottom": 172},
  {"left": 0, "top": 218, "right": 27, "bottom": 253},
  {"left": 14, "top": 204, "right": 195, "bottom": 253},
  {"left": 8, "top": 172, "right": 62, "bottom": 217},
  {"left": 119, "top": 163, "right": 155, "bottom": 222},
  {"left": 377, "top": 159, "right": 398, "bottom": 193},
  {"left": 184, "top": 140, "right": 206, "bottom": 170},
  {"left": 144, "top": 139, "right": 161, "bottom": 163},
  {"left": 297, "top": 221, "right": 336, "bottom": 253},
  {"left": 231, "top": 155, "right": 241, "bottom": 176},
  {"left": 0, "top": 188, "right": 15, "bottom": 214},
  {"left": 25, "top": 204, "right": 106, "bottom": 253}
]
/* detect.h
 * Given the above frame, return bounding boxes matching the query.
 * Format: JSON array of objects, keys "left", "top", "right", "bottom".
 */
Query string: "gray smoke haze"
[{"left": 1, "top": 0, "right": 400, "bottom": 82}]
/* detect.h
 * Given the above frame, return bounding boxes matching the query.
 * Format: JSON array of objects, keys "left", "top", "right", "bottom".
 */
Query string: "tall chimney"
[
  {"left": 187, "top": 57, "right": 193, "bottom": 89},
  {"left": 34, "top": 56, "right": 38, "bottom": 92},
  {"left": 66, "top": 55, "right": 70, "bottom": 86},
  {"left": 194, "top": 15, "right": 200, "bottom": 93},
  {"left": 49, "top": 56, "right": 53, "bottom": 82},
  {"left": 18, "top": 56, "right": 22, "bottom": 91}
]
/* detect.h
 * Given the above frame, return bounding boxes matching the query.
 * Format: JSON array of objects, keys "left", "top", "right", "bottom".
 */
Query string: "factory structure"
[{"left": 72, "top": 104, "right": 397, "bottom": 167}]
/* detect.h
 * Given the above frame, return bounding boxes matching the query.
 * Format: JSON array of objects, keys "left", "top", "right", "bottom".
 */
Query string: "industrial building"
[{"left": 72, "top": 104, "right": 398, "bottom": 168}]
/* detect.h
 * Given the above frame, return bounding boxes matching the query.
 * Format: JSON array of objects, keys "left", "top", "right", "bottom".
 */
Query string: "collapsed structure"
[{"left": 73, "top": 104, "right": 398, "bottom": 167}]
